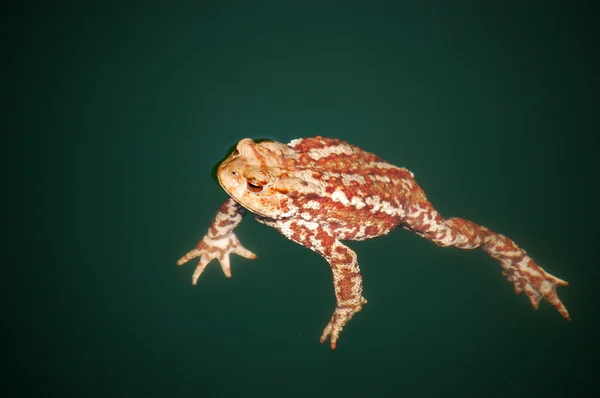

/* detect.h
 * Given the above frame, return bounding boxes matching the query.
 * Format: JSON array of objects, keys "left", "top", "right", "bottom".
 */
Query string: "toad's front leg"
[
  {"left": 263, "top": 219, "right": 367, "bottom": 350},
  {"left": 177, "top": 198, "right": 256, "bottom": 283},
  {"left": 319, "top": 240, "right": 367, "bottom": 350}
]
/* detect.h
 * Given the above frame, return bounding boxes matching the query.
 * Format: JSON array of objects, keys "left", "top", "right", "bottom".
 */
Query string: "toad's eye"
[{"left": 247, "top": 179, "right": 263, "bottom": 193}]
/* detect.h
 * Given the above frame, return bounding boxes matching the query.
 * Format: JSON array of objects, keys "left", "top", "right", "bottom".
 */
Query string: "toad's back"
[{"left": 288, "top": 136, "right": 424, "bottom": 224}]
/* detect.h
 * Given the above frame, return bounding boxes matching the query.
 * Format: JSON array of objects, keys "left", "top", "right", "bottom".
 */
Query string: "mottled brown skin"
[{"left": 178, "top": 136, "right": 570, "bottom": 350}]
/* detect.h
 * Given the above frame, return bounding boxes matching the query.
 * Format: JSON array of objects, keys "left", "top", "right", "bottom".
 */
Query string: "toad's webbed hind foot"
[{"left": 500, "top": 254, "right": 570, "bottom": 320}]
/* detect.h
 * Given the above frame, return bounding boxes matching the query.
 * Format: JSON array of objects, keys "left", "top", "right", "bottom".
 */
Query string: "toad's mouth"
[{"left": 216, "top": 171, "right": 269, "bottom": 218}]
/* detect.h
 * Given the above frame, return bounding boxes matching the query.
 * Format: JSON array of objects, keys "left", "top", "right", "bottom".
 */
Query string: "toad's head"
[{"left": 217, "top": 138, "right": 322, "bottom": 219}]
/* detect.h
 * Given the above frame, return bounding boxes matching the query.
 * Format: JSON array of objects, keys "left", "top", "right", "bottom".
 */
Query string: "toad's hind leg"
[{"left": 402, "top": 197, "right": 570, "bottom": 320}]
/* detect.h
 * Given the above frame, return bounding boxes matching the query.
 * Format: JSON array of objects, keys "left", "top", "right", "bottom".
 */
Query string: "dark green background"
[{"left": 5, "top": 2, "right": 598, "bottom": 397}]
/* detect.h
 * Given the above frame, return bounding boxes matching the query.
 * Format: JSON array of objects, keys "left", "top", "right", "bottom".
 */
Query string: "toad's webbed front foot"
[
  {"left": 177, "top": 198, "right": 256, "bottom": 284},
  {"left": 177, "top": 232, "right": 256, "bottom": 284},
  {"left": 320, "top": 297, "right": 368, "bottom": 350}
]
